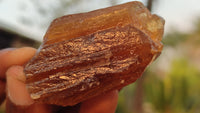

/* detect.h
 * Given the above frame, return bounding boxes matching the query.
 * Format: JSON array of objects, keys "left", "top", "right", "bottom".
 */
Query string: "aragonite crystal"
[{"left": 24, "top": 1, "right": 164, "bottom": 106}]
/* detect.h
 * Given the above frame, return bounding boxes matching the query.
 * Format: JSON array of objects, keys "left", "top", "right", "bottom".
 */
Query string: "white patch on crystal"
[{"left": 120, "top": 80, "right": 125, "bottom": 84}]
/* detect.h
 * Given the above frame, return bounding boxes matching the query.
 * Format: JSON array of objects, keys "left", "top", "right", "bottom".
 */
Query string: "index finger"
[{"left": 0, "top": 47, "right": 36, "bottom": 79}]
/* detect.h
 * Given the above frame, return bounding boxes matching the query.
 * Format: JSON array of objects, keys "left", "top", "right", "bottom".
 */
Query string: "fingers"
[
  {"left": 0, "top": 79, "right": 6, "bottom": 104},
  {"left": 0, "top": 48, "right": 15, "bottom": 79},
  {"left": 0, "top": 48, "right": 15, "bottom": 104},
  {"left": 0, "top": 47, "right": 36, "bottom": 105},
  {"left": 6, "top": 66, "right": 54, "bottom": 113},
  {"left": 2, "top": 48, "right": 54, "bottom": 113},
  {"left": 0, "top": 47, "right": 36, "bottom": 79},
  {"left": 79, "top": 90, "right": 118, "bottom": 113},
  {"left": 6, "top": 66, "right": 33, "bottom": 105},
  {"left": 6, "top": 98, "right": 54, "bottom": 113}
]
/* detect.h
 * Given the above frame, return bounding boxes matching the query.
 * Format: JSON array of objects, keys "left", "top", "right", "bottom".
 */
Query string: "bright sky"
[{"left": 0, "top": 0, "right": 200, "bottom": 41}]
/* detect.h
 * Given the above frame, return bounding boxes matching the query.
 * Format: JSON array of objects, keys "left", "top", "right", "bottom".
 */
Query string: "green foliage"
[
  {"left": 143, "top": 70, "right": 167, "bottom": 112},
  {"left": 166, "top": 58, "right": 200, "bottom": 112},
  {"left": 116, "top": 83, "right": 136, "bottom": 113},
  {"left": 143, "top": 58, "right": 200, "bottom": 113},
  {"left": 162, "top": 31, "right": 189, "bottom": 47}
]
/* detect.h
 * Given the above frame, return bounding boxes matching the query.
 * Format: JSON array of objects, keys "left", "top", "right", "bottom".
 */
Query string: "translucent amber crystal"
[{"left": 24, "top": 1, "right": 164, "bottom": 106}]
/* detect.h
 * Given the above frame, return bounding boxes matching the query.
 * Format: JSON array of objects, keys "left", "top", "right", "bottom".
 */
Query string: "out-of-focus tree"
[
  {"left": 144, "top": 18, "right": 200, "bottom": 113},
  {"left": 162, "top": 31, "right": 189, "bottom": 47},
  {"left": 116, "top": 11, "right": 200, "bottom": 113},
  {"left": 144, "top": 58, "right": 200, "bottom": 113}
]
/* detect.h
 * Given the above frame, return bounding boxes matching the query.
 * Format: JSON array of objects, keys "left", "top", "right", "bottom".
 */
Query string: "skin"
[{"left": 0, "top": 47, "right": 118, "bottom": 113}]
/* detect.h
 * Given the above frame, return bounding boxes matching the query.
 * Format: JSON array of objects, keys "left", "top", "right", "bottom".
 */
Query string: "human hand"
[{"left": 0, "top": 47, "right": 118, "bottom": 113}]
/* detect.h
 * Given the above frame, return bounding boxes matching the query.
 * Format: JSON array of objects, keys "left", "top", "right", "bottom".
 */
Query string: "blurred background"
[{"left": 0, "top": 0, "right": 200, "bottom": 113}]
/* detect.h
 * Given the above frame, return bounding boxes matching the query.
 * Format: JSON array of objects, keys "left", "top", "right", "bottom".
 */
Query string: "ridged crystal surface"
[{"left": 24, "top": 1, "right": 164, "bottom": 106}]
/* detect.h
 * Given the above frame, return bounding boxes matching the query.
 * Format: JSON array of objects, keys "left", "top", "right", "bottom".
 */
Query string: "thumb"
[
  {"left": 6, "top": 66, "right": 53, "bottom": 113},
  {"left": 6, "top": 66, "right": 33, "bottom": 106}
]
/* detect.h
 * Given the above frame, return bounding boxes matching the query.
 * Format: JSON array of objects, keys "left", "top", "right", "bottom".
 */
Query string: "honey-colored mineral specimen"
[{"left": 24, "top": 1, "right": 164, "bottom": 106}]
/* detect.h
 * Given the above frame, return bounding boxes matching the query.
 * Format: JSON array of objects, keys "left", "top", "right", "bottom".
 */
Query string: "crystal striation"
[{"left": 24, "top": 1, "right": 165, "bottom": 106}]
